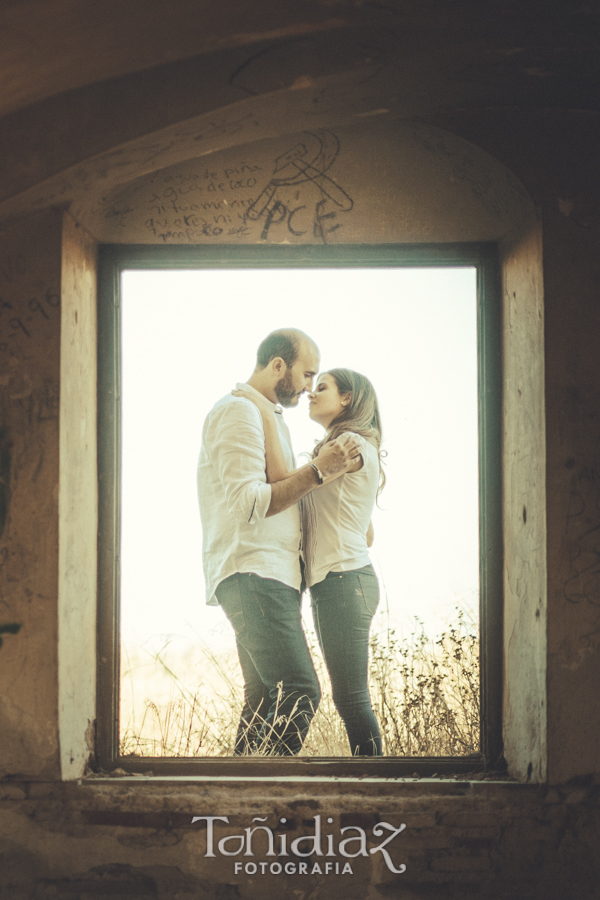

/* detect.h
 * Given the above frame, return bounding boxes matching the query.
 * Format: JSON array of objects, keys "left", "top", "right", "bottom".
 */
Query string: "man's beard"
[{"left": 275, "top": 370, "right": 300, "bottom": 407}]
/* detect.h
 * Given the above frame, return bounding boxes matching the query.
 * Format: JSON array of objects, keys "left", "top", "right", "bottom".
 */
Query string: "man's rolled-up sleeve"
[{"left": 204, "top": 400, "right": 271, "bottom": 524}]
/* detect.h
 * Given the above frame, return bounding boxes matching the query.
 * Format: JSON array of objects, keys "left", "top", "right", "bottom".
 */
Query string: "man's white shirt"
[{"left": 197, "top": 383, "right": 301, "bottom": 605}]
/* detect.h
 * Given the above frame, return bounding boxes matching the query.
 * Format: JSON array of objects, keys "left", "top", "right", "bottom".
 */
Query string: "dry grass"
[
  {"left": 120, "top": 609, "right": 479, "bottom": 758},
  {"left": 368, "top": 611, "right": 480, "bottom": 756}
]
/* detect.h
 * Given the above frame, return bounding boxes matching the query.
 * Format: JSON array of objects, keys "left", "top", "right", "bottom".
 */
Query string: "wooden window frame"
[{"left": 96, "top": 241, "right": 502, "bottom": 777}]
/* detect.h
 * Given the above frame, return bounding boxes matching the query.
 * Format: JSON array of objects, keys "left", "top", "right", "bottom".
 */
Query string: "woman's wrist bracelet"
[{"left": 309, "top": 462, "right": 324, "bottom": 485}]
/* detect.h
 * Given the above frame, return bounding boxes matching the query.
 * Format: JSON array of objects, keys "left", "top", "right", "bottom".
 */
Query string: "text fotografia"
[{"left": 191, "top": 815, "right": 407, "bottom": 876}]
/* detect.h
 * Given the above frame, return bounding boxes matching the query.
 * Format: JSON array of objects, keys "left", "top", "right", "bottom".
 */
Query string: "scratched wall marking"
[
  {"left": 246, "top": 130, "right": 354, "bottom": 244},
  {"left": 89, "top": 129, "right": 354, "bottom": 244},
  {"left": 95, "top": 160, "right": 262, "bottom": 243}
]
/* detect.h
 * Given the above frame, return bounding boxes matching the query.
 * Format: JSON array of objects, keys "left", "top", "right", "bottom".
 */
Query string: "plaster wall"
[
  {"left": 0, "top": 209, "right": 63, "bottom": 779},
  {"left": 77, "top": 120, "right": 531, "bottom": 246},
  {"left": 58, "top": 214, "right": 98, "bottom": 780},
  {"left": 543, "top": 170, "right": 600, "bottom": 783},
  {"left": 501, "top": 212, "right": 547, "bottom": 783},
  {"left": 1, "top": 779, "right": 600, "bottom": 899}
]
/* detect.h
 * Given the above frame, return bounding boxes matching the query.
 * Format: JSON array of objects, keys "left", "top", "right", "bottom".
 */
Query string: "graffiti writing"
[
  {"left": 0, "top": 286, "right": 59, "bottom": 342},
  {"left": 246, "top": 130, "right": 354, "bottom": 244}
]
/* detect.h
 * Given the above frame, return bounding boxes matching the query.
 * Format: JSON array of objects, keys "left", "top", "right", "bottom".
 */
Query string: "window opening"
[{"left": 97, "top": 243, "right": 501, "bottom": 776}]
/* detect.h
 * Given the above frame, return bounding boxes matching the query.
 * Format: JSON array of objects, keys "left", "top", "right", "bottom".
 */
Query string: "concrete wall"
[
  {"left": 75, "top": 121, "right": 531, "bottom": 246},
  {"left": 542, "top": 121, "right": 600, "bottom": 784},
  {"left": 501, "top": 211, "right": 547, "bottom": 783},
  {"left": 1, "top": 779, "right": 600, "bottom": 899},
  {"left": 0, "top": 209, "right": 63, "bottom": 780},
  {"left": 58, "top": 214, "right": 98, "bottom": 780}
]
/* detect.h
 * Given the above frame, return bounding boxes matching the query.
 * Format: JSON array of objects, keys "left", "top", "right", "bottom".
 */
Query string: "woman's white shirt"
[{"left": 308, "top": 433, "right": 378, "bottom": 588}]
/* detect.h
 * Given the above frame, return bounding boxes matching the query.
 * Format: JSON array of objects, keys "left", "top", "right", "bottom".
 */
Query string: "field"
[{"left": 120, "top": 607, "right": 479, "bottom": 758}]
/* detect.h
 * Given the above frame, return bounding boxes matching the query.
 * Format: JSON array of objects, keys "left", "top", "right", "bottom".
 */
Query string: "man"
[{"left": 197, "top": 328, "right": 359, "bottom": 755}]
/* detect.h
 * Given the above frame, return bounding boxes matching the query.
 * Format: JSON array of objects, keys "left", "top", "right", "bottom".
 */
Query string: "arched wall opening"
[{"left": 52, "top": 117, "right": 545, "bottom": 781}]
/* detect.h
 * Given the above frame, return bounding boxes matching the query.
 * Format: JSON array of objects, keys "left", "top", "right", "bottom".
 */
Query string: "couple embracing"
[{"left": 198, "top": 328, "right": 385, "bottom": 757}]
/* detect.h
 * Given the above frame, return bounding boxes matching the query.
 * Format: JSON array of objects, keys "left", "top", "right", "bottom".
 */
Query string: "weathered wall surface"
[
  {"left": 1, "top": 779, "right": 600, "bottom": 900},
  {"left": 0, "top": 209, "right": 63, "bottom": 780},
  {"left": 76, "top": 120, "right": 531, "bottom": 246},
  {"left": 58, "top": 214, "right": 98, "bottom": 780},
  {"left": 501, "top": 211, "right": 547, "bottom": 783},
  {"left": 540, "top": 122, "right": 600, "bottom": 783}
]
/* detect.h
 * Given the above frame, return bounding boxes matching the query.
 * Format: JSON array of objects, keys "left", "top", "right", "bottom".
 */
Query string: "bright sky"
[{"left": 120, "top": 267, "right": 479, "bottom": 650}]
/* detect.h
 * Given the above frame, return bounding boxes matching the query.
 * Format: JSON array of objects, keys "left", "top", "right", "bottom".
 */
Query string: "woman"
[{"left": 234, "top": 368, "right": 384, "bottom": 756}]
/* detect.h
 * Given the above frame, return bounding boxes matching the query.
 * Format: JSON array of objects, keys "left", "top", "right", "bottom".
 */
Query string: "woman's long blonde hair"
[
  {"left": 301, "top": 368, "right": 385, "bottom": 584},
  {"left": 311, "top": 368, "right": 386, "bottom": 495}
]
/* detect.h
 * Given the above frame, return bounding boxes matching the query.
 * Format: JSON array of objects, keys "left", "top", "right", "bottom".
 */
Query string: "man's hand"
[
  {"left": 314, "top": 433, "right": 361, "bottom": 480},
  {"left": 265, "top": 434, "right": 362, "bottom": 517}
]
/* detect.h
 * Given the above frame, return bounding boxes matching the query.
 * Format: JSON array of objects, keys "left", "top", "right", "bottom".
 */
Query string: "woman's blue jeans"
[
  {"left": 310, "top": 564, "right": 382, "bottom": 756},
  {"left": 216, "top": 572, "right": 321, "bottom": 756}
]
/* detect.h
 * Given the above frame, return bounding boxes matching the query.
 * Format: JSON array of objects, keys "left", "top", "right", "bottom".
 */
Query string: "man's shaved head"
[{"left": 255, "top": 328, "right": 317, "bottom": 371}]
